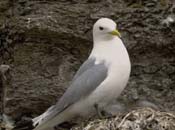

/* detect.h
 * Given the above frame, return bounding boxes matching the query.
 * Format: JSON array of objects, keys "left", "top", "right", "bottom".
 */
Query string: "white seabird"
[{"left": 14, "top": 18, "right": 131, "bottom": 130}]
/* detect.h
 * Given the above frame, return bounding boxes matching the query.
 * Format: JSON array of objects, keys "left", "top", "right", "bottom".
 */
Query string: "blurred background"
[{"left": 0, "top": 0, "right": 175, "bottom": 121}]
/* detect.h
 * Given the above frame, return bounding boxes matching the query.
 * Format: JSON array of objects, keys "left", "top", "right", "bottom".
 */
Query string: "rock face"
[
  {"left": 0, "top": 65, "right": 11, "bottom": 115},
  {"left": 0, "top": 0, "right": 175, "bottom": 120}
]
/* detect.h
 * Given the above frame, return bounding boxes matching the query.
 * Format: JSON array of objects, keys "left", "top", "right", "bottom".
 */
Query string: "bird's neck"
[
  {"left": 93, "top": 34, "right": 114, "bottom": 43},
  {"left": 89, "top": 37, "right": 130, "bottom": 74},
  {"left": 89, "top": 37, "right": 129, "bottom": 64},
  {"left": 91, "top": 37, "right": 123, "bottom": 54}
]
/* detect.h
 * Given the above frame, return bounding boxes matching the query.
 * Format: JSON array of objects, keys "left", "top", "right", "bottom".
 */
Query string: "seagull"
[{"left": 13, "top": 18, "right": 131, "bottom": 130}]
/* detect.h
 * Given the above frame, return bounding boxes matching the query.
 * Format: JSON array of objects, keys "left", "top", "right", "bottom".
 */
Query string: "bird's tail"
[
  {"left": 12, "top": 111, "right": 50, "bottom": 130},
  {"left": 13, "top": 105, "right": 72, "bottom": 130},
  {"left": 12, "top": 106, "right": 62, "bottom": 130}
]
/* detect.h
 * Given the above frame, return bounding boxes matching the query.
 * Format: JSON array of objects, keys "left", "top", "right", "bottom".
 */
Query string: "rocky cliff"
[{"left": 0, "top": 0, "right": 175, "bottom": 127}]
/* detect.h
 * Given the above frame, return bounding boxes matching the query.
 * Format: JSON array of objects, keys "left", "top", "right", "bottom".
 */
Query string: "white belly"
[
  {"left": 69, "top": 38, "right": 131, "bottom": 118},
  {"left": 71, "top": 60, "right": 131, "bottom": 117}
]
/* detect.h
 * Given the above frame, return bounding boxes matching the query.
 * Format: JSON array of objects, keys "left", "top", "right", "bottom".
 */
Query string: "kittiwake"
[{"left": 13, "top": 18, "right": 131, "bottom": 130}]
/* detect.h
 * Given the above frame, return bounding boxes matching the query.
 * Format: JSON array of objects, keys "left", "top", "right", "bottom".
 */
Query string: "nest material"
[
  {"left": 72, "top": 108, "right": 175, "bottom": 130},
  {"left": 1, "top": 108, "right": 175, "bottom": 130}
]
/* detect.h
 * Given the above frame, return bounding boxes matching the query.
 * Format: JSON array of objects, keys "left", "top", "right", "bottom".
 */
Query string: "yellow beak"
[{"left": 109, "top": 29, "right": 121, "bottom": 37}]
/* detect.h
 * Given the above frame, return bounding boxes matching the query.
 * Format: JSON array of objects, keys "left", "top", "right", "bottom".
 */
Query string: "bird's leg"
[
  {"left": 94, "top": 103, "right": 114, "bottom": 119},
  {"left": 94, "top": 103, "right": 104, "bottom": 119}
]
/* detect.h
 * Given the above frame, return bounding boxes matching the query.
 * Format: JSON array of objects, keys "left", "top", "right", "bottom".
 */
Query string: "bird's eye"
[{"left": 99, "top": 26, "right": 104, "bottom": 30}]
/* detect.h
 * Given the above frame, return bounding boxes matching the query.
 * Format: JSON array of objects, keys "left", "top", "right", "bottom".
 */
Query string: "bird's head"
[{"left": 93, "top": 18, "right": 121, "bottom": 42}]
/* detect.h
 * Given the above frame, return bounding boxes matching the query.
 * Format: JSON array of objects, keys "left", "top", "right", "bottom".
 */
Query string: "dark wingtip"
[{"left": 12, "top": 117, "right": 35, "bottom": 130}]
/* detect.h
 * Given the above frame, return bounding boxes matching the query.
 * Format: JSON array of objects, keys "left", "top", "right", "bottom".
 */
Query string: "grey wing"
[
  {"left": 72, "top": 58, "right": 96, "bottom": 81},
  {"left": 38, "top": 60, "right": 108, "bottom": 125}
]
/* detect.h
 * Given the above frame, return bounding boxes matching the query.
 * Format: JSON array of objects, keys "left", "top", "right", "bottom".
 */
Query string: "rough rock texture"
[
  {"left": 0, "top": 65, "right": 11, "bottom": 114},
  {"left": 0, "top": 0, "right": 175, "bottom": 122}
]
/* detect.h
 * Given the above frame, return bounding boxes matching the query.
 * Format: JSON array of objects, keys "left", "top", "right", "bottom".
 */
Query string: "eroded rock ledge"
[{"left": 0, "top": 0, "right": 174, "bottom": 124}]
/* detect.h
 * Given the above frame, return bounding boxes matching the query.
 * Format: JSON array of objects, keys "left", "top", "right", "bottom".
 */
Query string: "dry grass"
[{"left": 72, "top": 108, "right": 175, "bottom": 130}]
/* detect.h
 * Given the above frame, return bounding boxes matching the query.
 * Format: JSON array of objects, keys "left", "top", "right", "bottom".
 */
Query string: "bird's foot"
[
  {"left": 94, "top": 104, "right": 107, "bottom": 119},
  {"left": 94, "top": 103, "right": 103, "bottom": 119},
  {"left": 94, "top": 103, "right": 114, "bottom": 119},
  {"left": 100, "top": 110, "right": 114, "bottom": 119}
]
